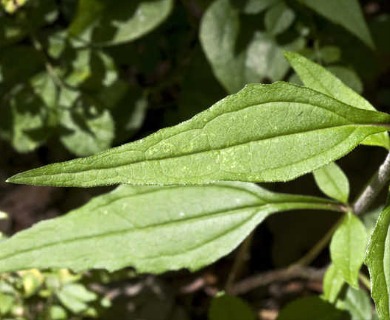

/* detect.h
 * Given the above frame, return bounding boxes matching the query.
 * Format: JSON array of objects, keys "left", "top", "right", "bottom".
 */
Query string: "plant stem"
[
  {"left": 294, "top": 217, "right": 343, "bottom": 266},
  {"left": 359, "top": 272, "right": 371, "bottom": 291},
  {"left": 353, "top": 151, "right": 390, "bottom": 215},
  {"left": 225, "top": 232, "right": 254, "bottom": 294}
]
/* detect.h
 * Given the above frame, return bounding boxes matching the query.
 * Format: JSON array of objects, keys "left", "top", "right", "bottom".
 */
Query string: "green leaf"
[
  {"left": 366, "top": 205, "right": 390, "bottom": 320},
  {"left": 209, "top": 294, "right": 255, "bottom": 320},
  {"left": 299, "top": 0, "right": 374, "bottom": 48},
  {"left": 59, "top": 104, "right": 115, "bottom": 156},
  {"left": 330, "top": 212, "right": 367, "bottom": 288},
  {"left": 0, "top": 182, "right": 339, "bottom": 273},
  {"left": 323, "top": 264, "right": 345, "bottom": 303},
  {"left": 243, "top": 0, "right": 279, "bottom": 14},
  {"left": 285, "top": 51, "right": 390, "bottom": 149},
  {"left": 57, "top": 283, "right": 96, "bottom": 314},
  {"left": 7, "top": 82, "right": 390, "bottom": 187},
  {"left": 68, "top": 0, "right": 173, "bottom": 46},
  {"left": 265, "top": 2, "right": 295, "bottom": 36},
  {"left": 337, "top": 286, "right": 372, "bottom": 320},
  {"left": 277, "top": 296, "right": 347, "bottom": 320},
  {"left": 200, "top": 0, "right": 303, "bottom": 93},
  {"left": 313, "top": 162, "right": 349, "bottom": 203}
]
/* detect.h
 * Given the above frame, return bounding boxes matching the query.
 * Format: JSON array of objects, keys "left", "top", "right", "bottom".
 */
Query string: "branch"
[
  {"left": 229, "top": 265, "right": 325, "bottom": 296},
  {"left": 353, "top": 151, "right": 390, "bottom": 215}
]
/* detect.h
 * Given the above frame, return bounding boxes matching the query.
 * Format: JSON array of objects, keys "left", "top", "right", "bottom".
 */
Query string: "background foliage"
[{"left": 0, "top": 0, "right": 389, "bottom": 319}]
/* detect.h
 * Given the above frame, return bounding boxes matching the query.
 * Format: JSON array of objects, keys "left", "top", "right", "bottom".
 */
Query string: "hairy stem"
[{"left": 353, "top": 151, "right": 390, "bottom": 215}]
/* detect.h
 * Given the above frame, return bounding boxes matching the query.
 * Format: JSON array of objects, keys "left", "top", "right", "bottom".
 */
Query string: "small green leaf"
[
  {"left": 0, "top": 183, "right": 339, "bottom": 273},
  {"left": 265, "top": 3, "right": 295, "bottom": 36},
  {"left": 313, "top": 162, "right": 349, "bottom": 203},
  {"left": 68, "top": 0, "right": 173, "bottom": 46},
  {"left": 7, "top": 82, "right": 390, "bottom": 187},
  {"left": 277, "top": 296, "right": 347, "bottom": 320},
  {"left": 285, "top": 51, "right": 390, "bottom": 149},
  {"left": 209, "top": 294, "right": 255, "bottom": 320},
  {"left": 323, "top": 264, "right": 345, "bottom": 303},
  {"left": 337, "top": 286, "right": 372, "bottom": 320},
  {"left": 366, "top": 205, "right": 390, "bottom": 320},
  {"left": 299, "top": 0, "right": 374, "bottom": 48},
  {"left": 57, "top": 283, "right": 96, "bottom": 313},
  {"left": 330, "top": 212, "right": 367, "bottom": 288}
]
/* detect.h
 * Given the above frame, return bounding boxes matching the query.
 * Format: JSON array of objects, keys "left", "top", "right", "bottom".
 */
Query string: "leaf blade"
[
  {"left": 313, "top": 162, "right": 349, "bottom": 203},
  {"left": 366, "top": 205, "right": 390, "bottom": 320},
  {"left": 299, "top": 0, "right": 374, "bottom": 48},
  {"left": 285, "top": 51, "right": 390, "bottom": 149},
  {"left": 330, "top": 212, "right": 367, "bottom": 288},
  {"left": 0, "top": 183, "right": 337, "bottom": 274},
  {"left": 7, "top": 82, "right": 390, "bottom": 187}
]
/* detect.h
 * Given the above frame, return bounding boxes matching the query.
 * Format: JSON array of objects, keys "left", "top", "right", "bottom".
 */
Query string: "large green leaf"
[
  {"left": 313, "top": 162, "right": 349, "bottom": 203},
  {"left": 68, "top": 0, "right": 173, "bottom": 46},
  {"left": 299, "top": 0, "right": 374, "bottom": 48},
  {"left": 285, "top": 52, "right": 390, "bottom": 149},
  {"left": 7, "top": 82, "right": 390, "bottom": 187},
  {"left": 200, "top": 0, "right": 303, "bottom": 93},
  {"left": 366, "top": 205, "right": 390, "bottom": 320},
  {"left": 0, "top": 183, "right": 338, "bottom": 273},
  {"left": 330, "top": 212, "right": 367, "bottom": 288}
]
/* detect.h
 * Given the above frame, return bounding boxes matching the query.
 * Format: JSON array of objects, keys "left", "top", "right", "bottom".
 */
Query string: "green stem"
[
  {"left": 294, "top": 216, "right": 343, "bottom": 266},
  {"left": 225, "top": 232, "right": 254, "bottom": 294}
]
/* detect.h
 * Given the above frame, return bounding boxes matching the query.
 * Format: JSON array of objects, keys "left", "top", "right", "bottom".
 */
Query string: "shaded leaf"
[
  {"left": 265, "top": 2, "right": 295, "bottom": 36},
  {"left": 285, "top": 51, "right": 390, "bottom": 149},
  {"left": 337, "top": 286, "right": 372, "bottom": 320},
  {"left": 243, "top": 0, "right": 279, "bottom": 14},
  {"left": 299, "top": 0, "right": 374, "bottom": 48},
  {"left": 330, "top": 212, "right": 367, "bottom": 288},
  {"left": 59, "top": 104, "right": 114, "bottom": 156},
  {"left": 68, "top": 0, "right": 173, "bottom": 46},
  {"left": 277, "top": 296, "right": 347, "bottom": 320},
  {"left": 0, "top": 182, "right": 339, "bottom": 273},
  {"left": 209, "top": 294, "right": 255, "bottom": 320},
  {"left": 313, "top": 162, "right": 349, "bottom": 203},
  {"left": 7, "top": 82, "right": 390, "bottom": 187},
  {"left": 200, "top": 0, "right": 303, "bottom": 93},
  {"left": 366, "top": 205, "right": 390, "bottom": 320}
]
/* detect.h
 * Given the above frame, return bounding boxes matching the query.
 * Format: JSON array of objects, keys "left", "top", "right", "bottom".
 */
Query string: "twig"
[
  {"left": 230, "top": 265, "right": 325, "bottom": 296},
  {"left": 294, "top": 217, "right": 343, "bottom": 267},
  {"left": 353, "top": 151, "right": 390, "bottom": 215},
  {"left": 225, "top": 232, "right": 254, "bottom": 294}
]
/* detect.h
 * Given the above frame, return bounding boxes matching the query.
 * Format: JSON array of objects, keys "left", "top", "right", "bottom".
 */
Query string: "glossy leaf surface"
[
  {"left": 330, "top": 212, "right": 367, "bottom": 288},
  {"left": 7, "top": 82, "right": 390, "bottom": 187},
  {"left": 366, "top": 205, "right": 390, "bottom": 320},
  {"left": 0, "top": 183, "right": 337, "bottom": 273}
]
